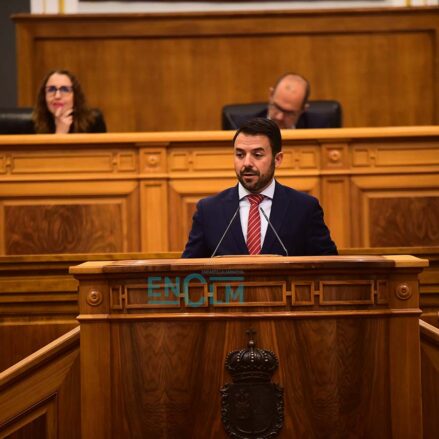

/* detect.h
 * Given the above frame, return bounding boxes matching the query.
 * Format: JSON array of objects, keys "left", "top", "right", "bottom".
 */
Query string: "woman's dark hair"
[
  {"left": 232, "top": 118, "right": 282, "bottom": 155},
  {"left": 32, "top": 69, "right": 96, "bottom": 133}
]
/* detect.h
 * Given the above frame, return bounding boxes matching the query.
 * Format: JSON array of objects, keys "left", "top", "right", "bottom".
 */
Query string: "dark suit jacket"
[
  {"left": 227, "top": 107, "right": 330, "bottom": 130},
  {"left": 182, "top": 181, "right": 337, "bottom": 258}
]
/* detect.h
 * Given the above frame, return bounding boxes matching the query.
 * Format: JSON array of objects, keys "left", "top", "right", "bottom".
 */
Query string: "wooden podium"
[{"left": 71, "top": 255, "right": 427, "bottom": 438}]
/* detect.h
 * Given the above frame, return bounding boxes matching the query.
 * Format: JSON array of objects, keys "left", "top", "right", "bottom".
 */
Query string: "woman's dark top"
[{"left": 67, "top": 108, "right": 107, "bottom": 133}]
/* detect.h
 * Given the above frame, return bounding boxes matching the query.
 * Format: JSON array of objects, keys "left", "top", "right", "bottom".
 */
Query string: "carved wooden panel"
[
  {"left": 168, "top": 178, "right": 236, "bottom": 251},
  {"left": 107, "top": 317, "right": 393, "bottom": 437},
  {"left": 105, "top": 276, "right": 390, "bottom": 313},
  {"left": 369, "top": 197, "right": 439, "bottom": 247},
  {"left": 0, "top": 330, "right": 80, "bottom": 439},
  {"left": 350, "top": 171, "right": 439, "bottom": 248},
  {"left": 0, "top": 396, "right": 56, "bottom": 439},
  {"left": 1, "top": 129, "right": 439, "bottom": 253},
  {"left": 0, "top": 149, "right": 137, "bottom": 176},
  {"left": 140, "top": 181, "right": 168, "bottom": 251},
  {"left": 6, "top": 414, "right": 47, "bottom": 438},
  {"left": 321, "top": 176, "right": 350, "bottom": 248},
  {"left": 420, "top": 320, "right": 439, "bottom": 439},
  {"left": 0, "top": 323, "right": 77, "bottom": 372},
  {"left": 4, "top": 203, "right": 123, "bottom": 254},
  {"left": 352, "top": 142, "right": 439, "bottom": 169}
]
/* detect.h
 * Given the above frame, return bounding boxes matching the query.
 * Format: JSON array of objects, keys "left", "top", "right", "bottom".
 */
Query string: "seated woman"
[{"left": 32, "top": 69, "right": 107, "bottom": 134}]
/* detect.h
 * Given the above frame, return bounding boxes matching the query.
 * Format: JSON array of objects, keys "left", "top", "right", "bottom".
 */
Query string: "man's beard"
[{"left": 237, "top": 162, "right": 275, "bottom": 193}]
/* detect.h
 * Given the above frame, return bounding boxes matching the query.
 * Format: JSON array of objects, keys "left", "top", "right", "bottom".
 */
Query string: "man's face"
[
  {"left": 234, "top": 133, "right": 283, "bottom": 193},
  {"left": 267, "top": 79, "right": 306, "bottom": 129}
]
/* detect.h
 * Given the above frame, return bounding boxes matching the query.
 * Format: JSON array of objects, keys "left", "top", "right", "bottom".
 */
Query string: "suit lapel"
[
  {"left": 223, "top": 185, "right": 248, "bottom": 254},
  {"left": 261, "top": 182, "right": 290, "bottom": 254}
]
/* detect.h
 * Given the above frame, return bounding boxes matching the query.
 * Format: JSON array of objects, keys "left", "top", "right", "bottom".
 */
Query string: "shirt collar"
[{"left": 238, "top": 178, "right": 276, "bottom": 201}]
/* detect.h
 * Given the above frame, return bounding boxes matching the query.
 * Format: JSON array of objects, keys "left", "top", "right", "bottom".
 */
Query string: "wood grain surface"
[{"left": 13, "top": 7, "right": 439, "bottom": 131}]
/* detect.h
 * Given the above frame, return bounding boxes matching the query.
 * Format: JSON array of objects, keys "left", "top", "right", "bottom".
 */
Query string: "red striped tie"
[{"left": 246, "top": 194, "right": 265, "bottom": 255}]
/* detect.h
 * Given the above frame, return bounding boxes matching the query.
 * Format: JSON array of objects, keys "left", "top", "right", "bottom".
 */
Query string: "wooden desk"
[
  {"left": 71, "top": 255, "right": 426, "bottom": 438},
  {"left": 1, "top": 127, "right": 438, "bottom": 255}
]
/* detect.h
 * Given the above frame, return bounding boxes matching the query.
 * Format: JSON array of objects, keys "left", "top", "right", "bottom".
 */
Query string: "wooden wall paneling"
[
  {"left": 349, "top": 137, "right": 439, "bottom": 247},
  {"left": 419, "top": 250, "right": 439, "bottom": 313},
  {"left": 139, "top": 144, "right": 168, "bottom": 252},
  {"left": 168, "top": 143, "right": 233, "bottom": 174},
  {"left": 15, "top": 20, "right": 34, "bottom": 110},
  {"left": 277, "top": 142, "right": 321, "bottom": 181},
  {"left": 321, "top": 176, "right": 350, "bottom": 248},
  {"left": 167, "top": 141, "right": 235, "bottom": 251},
  {"left": 368, "top": 191, "right": 439, "bottom": 247},
  {"left": 351, "top": 180, "right": 439, "bottom": 248},
  {"left": 420, "top": 318, "right": 439, "bottom": 439},
  {"left": 13, "top": 8, "right": 439, "bottom": 132},
  {"left": 320, "top": 141, "right": 351, "bottom": 248},
  {"left": 0, "top": 139, "right": 141, "bottom": 254},
  {"left": 168, "top": 177, "right": 236, "bottom": 251},
  {"left": 0, "top": 393, "right": 57, "bottom": 438},
  {"left": 276, "top": 143, "right": 323, "bottom": 238},
  {"left": 140, "top": 180, "right": 169, "bottom": 252},
  {"left": 78, "top": 279, "right": 112, "bottom": 439},
  {"left": 388, "top": 273, "right": 423, "bottom": 438},
  {"left": 0, "top": 323, "right": 77, "bottom": 373},
  {"left": 0, "top": 255, "right": 79, "bottom": 371},
  {"left": 1, "top": 182, "right": 139, "bottom": 254},
  {"left": 1, "top": 128, "right": 438, "bottom": 254},
  {"left": 0, "top": 327, "right": 80, "bottom": 439},
  {"left": 0, "top": 253, "right": 181, "bottom": 374}
]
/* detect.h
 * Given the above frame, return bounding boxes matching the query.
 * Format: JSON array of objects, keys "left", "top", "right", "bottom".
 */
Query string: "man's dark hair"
[{"left": 233, "top": 117, "right": 282, "bottom": 155}]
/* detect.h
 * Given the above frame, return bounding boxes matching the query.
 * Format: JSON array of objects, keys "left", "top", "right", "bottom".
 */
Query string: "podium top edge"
[{"left": 68, "top": 255, "right": 429, "bottom": 275}]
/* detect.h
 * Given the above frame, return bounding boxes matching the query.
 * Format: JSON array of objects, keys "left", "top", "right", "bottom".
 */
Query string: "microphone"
[
  {"left": 259, "top": 206, "right": 288, "bottom": 256},
  {"left": 211, "top": 205, "right": 241, "bottom": 258}
]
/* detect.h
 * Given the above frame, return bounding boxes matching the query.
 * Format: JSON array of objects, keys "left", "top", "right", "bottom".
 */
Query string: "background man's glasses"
[
  {"left": 45, "top": 85, "right": 73, "bottom": 96},
  {"left": 269, "top": 101, "right": 299, "bottom": 118}
]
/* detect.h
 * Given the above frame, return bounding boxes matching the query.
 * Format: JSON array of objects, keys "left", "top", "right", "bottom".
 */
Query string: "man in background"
[
  {"left": 224, "top": 72, "right": 338, "bottom": 130},
  {"left": 266, "top": 72, "right": 310, "bottom": 129}
]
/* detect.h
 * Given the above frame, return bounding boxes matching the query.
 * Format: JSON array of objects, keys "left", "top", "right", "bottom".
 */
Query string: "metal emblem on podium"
[{"left": 221, "top": 329, "right": 284, "bottom": 438}]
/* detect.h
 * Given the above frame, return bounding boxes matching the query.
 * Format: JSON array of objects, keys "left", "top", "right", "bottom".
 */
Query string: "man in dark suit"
[
  {"left": 225, "top": 72, "right": 333, "bottom": 130},
  {"left": 182, "top": 118, "right": 337, "bottom": 258}
]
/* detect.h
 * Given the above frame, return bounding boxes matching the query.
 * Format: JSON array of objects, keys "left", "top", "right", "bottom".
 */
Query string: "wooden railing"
[
  {"left": 420, "top": 315, "right": 439, "bottom": 439},
  {"left": 0, "top": 327, "right": 80, "bottom": 438}
]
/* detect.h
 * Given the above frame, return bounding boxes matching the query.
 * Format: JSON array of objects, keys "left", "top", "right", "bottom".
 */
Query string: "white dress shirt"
[{"left": 238, "top": 179, "right": 276, "bottom": 246}]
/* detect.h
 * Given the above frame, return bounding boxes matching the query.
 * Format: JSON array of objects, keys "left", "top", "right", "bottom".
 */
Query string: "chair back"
[
  {"left": 0, "top": 107, "right": 107, "bottom": 134},
  {"left": 222, "top": 100, "right": 342, "bottom": 130},
  {"left": 0, "top": 108, "right": 34, "bottom": 134}
]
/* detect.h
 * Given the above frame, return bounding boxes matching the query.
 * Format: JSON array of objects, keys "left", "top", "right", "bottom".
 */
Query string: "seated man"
[
  {"left": 227, "top": 72, "right": 322, "bottom": 130},
  {"left": 182, "top": 118, "right": 337, "bottom": 258}
]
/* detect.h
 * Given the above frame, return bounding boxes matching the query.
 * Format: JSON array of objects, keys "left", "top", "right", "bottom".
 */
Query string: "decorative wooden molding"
[
  {"left": 0, "top": 327, "right": 80, "bottom": 437},
  {"left": 1, "top": 128, "right": 438, "bottom": 254}
]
